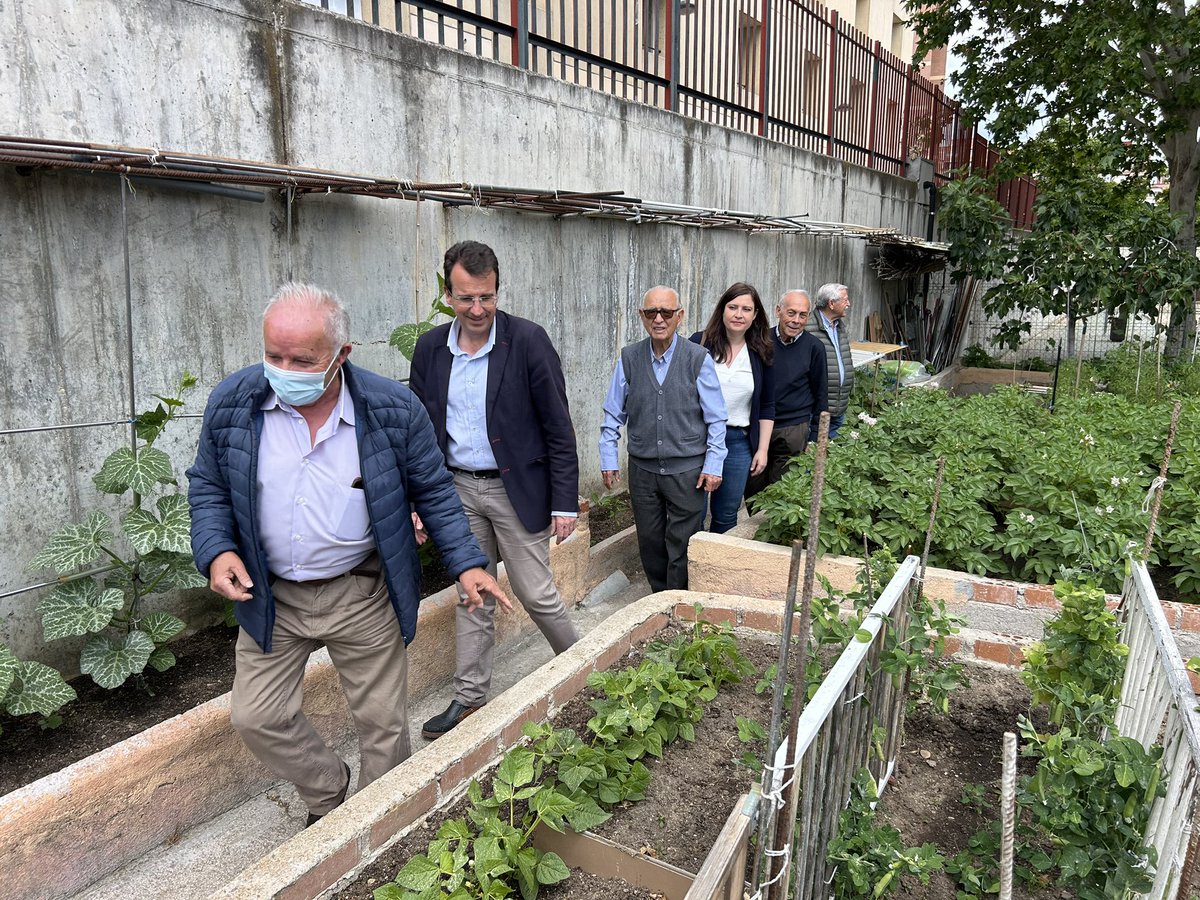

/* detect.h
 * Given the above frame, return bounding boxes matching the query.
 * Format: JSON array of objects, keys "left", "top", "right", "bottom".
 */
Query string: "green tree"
[
  {"left": 909, "top": 0, "right": 1200, "bottom": 357},
  {"left": 938, "top": 140, "right": 1200, "bottom": 355}
]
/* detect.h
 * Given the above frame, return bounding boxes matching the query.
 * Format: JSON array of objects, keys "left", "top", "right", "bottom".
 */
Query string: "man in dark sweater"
[{"left": 746, "top": 289, "right": 827, "bottom": 497}]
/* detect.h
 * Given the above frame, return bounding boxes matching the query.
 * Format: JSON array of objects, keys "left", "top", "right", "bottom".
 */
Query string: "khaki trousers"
[
  {"left": 453, "top": 472, "right": 579, "bottom": 706},
  {"left": 231, "top": 569, "right": 410, "bottom": 814}
]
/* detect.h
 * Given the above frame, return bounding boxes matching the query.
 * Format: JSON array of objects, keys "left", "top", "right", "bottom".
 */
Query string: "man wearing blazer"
[{"left": 409, "top": 241, "right": 580, "bottom": 738}]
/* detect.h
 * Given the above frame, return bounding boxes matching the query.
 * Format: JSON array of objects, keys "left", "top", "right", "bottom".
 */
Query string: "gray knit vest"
[{"left": 621, "top": 336, "right": 709, "bottom": 475}]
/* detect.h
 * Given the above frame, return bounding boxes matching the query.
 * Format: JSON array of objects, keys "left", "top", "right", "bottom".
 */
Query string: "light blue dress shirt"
[
  {"left": 599, "top": 333, "right": 728, "bottom": 477},
  {"left": 257, "top": 377, "right": 374, "bottom": 580},
  {"left": 445, "top": 320, "right": 577, "bottom": 519},
  {"left": 445, "top": 319, "right": 500, "bottom": 472}
]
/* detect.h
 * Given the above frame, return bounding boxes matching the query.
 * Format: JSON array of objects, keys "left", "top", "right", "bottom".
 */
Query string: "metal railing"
[
  {"left": 1114, "top": 562, "right": 1200, "bottom": 899},
  {"left": 299, "top": 0, "right": 1036, "bottom": 227}
]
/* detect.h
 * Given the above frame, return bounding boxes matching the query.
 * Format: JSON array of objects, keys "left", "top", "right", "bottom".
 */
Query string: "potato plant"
[{"left": 753, "top": 387, "right": 1200, "bottom": 595}]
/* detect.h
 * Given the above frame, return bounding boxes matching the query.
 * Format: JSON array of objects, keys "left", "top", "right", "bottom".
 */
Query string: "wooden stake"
[
  {"left": 999, "top": 732, "right": 1017, "bottom": 900},
  {"left": 767, "top": 412, "right": 831, "bottom": 900},
  {"left": 1143, "top": 400, "right": 1182, "bottom": 558}
]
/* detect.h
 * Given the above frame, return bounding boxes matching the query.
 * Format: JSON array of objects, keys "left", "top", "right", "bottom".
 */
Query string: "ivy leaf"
[
  {"left": 146, "top": 646, "right": 176, "bottom": 673},
  {"left": 388, "top": 321, "right": 436, "bottom": 362},
  {"left": 122, "top": 494, "right": 192, "bottom": 555},
  {"left": 93, "top": 446, "right": 174, "bottom": 495},
  {"left": 4, "top": 660, "right": 77, "bottom": 717},
  {"left": 139, "top": 550, "right": 208, "bottom": 592},
  {"left": 0, "top": 643, "right": 20, "bottom": 701},
  {"left": 535, "top": 851, "right": 570, "bottom": 886},
  {"left": 139, "top": 611, "right": 185, "bottom": 644},
  {"left": 79, "top": 630, "right": 155, "bottom": 689},
  {"left": 27, "top": 511, "right": 113, "bottom": 574},
  {"left": 39, "top": 579, "right": 125, "bottom": 640}
]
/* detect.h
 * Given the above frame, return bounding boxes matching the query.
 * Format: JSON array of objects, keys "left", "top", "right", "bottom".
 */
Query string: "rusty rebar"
[{"left": 1143, "top": 400, "right": 1182, "bottom": 558}]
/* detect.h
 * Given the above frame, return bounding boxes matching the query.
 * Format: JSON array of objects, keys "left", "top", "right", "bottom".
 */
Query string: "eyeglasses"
[
  {"left": 449, "top": 292, "right": 498, "bottom": 308},
  {"left": 641, "top": 308, "right": 680, "bottom": 321}
]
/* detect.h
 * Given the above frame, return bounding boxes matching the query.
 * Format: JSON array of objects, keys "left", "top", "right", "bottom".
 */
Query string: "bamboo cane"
[{"left": 1143, "top": 400, "right": 1182, "bottom": 558}]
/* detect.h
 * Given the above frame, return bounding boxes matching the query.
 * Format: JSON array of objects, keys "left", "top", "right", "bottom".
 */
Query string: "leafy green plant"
[
  {"left": 388, "top": 275, "right": 454, "bottom": 361},
  {"left": 25, "top": 374, "right": 208, "bottom": 690},
  {"left": 827, "top": 768, "right": 945, "bottom": 898},
  {"left": 1022, "top": 580, "right": 1128, "bottom": 732},
  {"left": 0, "top": 641, "right": 76, "bottom": 734},
  {"left": 755, "top": 387, "right": 1200, "bottom": 596},
  {"left": 950, "top": 580, "right": 1164, "bottom": 899},
  {"left": 375, "top": 615, "right": 752, "bottom": 900}
]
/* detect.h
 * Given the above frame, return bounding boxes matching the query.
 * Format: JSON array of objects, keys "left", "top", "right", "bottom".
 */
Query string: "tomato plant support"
[{"left": 1143, "top": 399, "right": 1182, "bottom": 557}]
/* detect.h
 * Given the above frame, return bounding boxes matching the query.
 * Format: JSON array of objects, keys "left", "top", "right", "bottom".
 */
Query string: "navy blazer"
[
  {"left": 690, "top": 332, "right": 776, "bottom": 455},
  {"left": 410, "top": 310, "right": 580, "bottom": 533}
]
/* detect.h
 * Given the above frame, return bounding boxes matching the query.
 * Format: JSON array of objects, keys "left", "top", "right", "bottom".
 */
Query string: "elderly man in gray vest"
[
  {"left": 599, "top": 286, "right": 727, "bottom": 592},
  {"left": 807, "top": 283, "right": 854, "bottom": 440}
]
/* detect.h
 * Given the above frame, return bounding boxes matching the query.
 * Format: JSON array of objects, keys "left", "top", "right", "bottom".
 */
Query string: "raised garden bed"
[
  {"left": 206, "top": 594, "right": 794, "bottom": 900},
  {"left": 333, "top": 626, "right": 777, "bottom": 899}
]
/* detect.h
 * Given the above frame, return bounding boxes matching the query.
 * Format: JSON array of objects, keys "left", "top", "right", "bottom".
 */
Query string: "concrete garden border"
[{"left": 1, "top": 512, "right": 643, "bottom": 900}]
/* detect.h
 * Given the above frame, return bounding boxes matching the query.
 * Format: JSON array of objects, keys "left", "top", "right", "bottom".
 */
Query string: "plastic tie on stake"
[
  {"left": 760, "top": 736, "right": 796, "bottom": 811},
  {"left": 1142, "top": 475, "right": 1168, "bottom": 513}
]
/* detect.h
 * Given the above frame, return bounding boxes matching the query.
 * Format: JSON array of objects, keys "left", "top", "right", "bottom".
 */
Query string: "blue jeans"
[{"left": 710, "top": 426, "right": 751, "bottom": 534}]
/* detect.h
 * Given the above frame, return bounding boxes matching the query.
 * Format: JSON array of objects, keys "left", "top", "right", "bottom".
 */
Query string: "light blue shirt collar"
[{"left": 447, "top": 318, "right": 498, "bottom": 359}]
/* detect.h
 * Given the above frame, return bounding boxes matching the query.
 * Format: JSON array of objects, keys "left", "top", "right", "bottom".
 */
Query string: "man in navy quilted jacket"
[{"left": 187, "top": 283, "right": 508, "bottom": 828}]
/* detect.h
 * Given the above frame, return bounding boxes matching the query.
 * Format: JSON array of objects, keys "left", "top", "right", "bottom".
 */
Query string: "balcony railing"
[{"left": 304, "top": 0, "right": 1035, "bottom": 228}]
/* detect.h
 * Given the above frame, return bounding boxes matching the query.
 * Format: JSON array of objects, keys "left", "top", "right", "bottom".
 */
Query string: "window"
[{"left": 737, "top": 13, "right": 762, "bottom": 90}]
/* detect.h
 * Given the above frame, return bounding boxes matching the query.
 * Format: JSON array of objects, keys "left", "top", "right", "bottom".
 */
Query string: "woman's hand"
[{"left": 750, "top": 448, "right": 769, "bottom": 477}]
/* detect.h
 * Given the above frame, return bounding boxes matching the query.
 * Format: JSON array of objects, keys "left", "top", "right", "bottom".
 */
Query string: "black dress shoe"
[
  {"left": 306, "top": 759, "right": 351, "bottom": 827},
  {"left": 422, "top": 700, "right": 483, "bottom": 739}
]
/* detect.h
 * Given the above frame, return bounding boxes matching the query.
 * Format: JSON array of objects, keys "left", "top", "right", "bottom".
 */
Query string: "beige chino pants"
[
  {"left": 230, "top": 568, "right": 410, "bottom": 814},
  {"left": 452, "top": 471, "right": 579, "bottom": 706}
]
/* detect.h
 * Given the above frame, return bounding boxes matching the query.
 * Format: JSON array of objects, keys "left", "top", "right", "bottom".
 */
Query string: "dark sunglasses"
[{"left": 641, "top": 308, "right": 680, "bottom": 321}]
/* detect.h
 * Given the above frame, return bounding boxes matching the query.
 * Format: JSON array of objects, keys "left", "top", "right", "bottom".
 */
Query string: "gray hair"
[
  {"left": 777, "top": 289, "right": 809, "bottom": 307},
  {"left": 814, "top": 283, "right": 848, "bottom": 310},
  {"left": 263, "top": 282, "right": 351, "bottom": 349},
  {"left": 642, "top": 285, "right": 680, "bottom": 306}
]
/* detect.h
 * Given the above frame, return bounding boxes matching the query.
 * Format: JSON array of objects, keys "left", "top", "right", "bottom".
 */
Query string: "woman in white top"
[{"left": 690, "top": 283, "right": 776, "bottom": 533}]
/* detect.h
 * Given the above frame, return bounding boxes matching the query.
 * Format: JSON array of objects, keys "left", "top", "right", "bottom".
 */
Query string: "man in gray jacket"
[{"left": 808, "top": 283, "right": 854, "bottom": 440}]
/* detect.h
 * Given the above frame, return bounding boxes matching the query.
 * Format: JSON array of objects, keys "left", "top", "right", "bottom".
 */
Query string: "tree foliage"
[
  {"left": 909, "top": 0, "right": 1200, "bottom": 356},
  {"left": 938, "top": 142, "right": 1200, "bottom": 353}
]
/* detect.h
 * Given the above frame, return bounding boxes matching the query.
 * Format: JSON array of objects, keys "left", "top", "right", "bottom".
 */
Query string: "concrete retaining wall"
[{"left": 0, "top": 0, "right": 930, "bottom": 668}]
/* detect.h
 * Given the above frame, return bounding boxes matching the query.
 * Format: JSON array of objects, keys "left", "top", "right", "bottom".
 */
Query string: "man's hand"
[
  {"left": 411, "top": 511, "right": 428, "bottom": 546},
  {"left": 602, "top": 470, "right": 620, "bottom": 490},
  {"left": 458, "top": 567, "right": 513, "bottom": 613},
  {"left": 209, "top": 550, "right": 254, "bottom": 602},
  {"left": 697, "top": 473, "right": 723, "bottom": 493},
  {"left": 552, "top": 515, "right": 577, "bottom": 545},
  {"left": 750, "top": 448, "right": 769, "bottom": 477}
]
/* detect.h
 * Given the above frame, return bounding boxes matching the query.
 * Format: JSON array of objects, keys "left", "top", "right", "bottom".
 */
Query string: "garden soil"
[
  {"left": 880, "top": 663, "right": 1070, "bottom": 900},
  {"left": 333, "top": 630, "right": 779, "bottom": 900}
]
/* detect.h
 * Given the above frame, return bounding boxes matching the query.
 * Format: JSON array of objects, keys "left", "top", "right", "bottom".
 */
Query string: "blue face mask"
[{"left": 263, "top": 355, "right": 340, "bottom": 407}]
